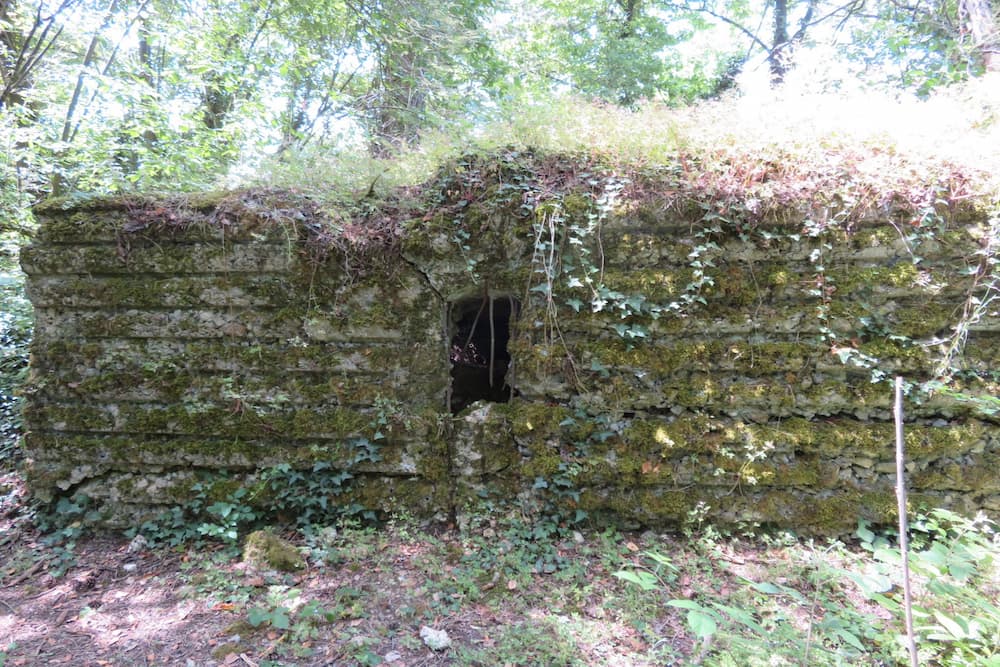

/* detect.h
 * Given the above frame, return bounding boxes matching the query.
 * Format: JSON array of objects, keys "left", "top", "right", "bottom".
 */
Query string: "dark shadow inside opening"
[{"left": 449, "top": 295, "right": 519, "bottom": 414}]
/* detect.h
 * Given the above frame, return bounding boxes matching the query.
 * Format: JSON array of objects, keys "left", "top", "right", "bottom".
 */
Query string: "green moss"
[
  {"left": 745, "top": 417, "right": 986, "bottom": 460},
  {"left": 828, "top": 263, "right": 920, "bottom": 294},
  {"left": 621, "top": 414, "right": 720, "bottom": 454},
  {"left": 768, "top": 269, "right": 790, "bottom": 286},
  {"left": 504, "top": 401, "right": 573, "bottom": 439},
  {"left": 288, "top": 407, "right": 367, "bottom": 439},
  {"left": 211, "top": 643, "right": 250, "bottom": 661},
  {"left": 885, "top": 304, "right": 956, "bottom": 338},
  {"left": 856, "top": 339, "right": 931, "bottom": 367},
  {"left": 769, "top": 491, "right": 854, "bottom": 532},
  {"left": 912, "top": 452, "right": 999, "bottom": 492},
  {"left": 583, "top": 340, "right": 820, "bottom": 377},
  {"left": 581, "top": 269, "right": 686, "bottom": 302},
  {"left": 743, "top": 460, "right": 825, "bottom": 487},
  {"left": 344, "top": 476, "right": 443, "bottom": 517},
  {"left": 582, "top": 487, "right": 695, "bottom": 524},
  {"left": 33, "top": 193, "right": 130, "bottom": 214},
  {"left": 243, "top": 529, "right": 306, "bottom": 572},
  {"left": 415, "top": 414, "right": 452, "bottom": 482},
  {"left": 560, "top": 192, "right": 593, "bottom": 217}
]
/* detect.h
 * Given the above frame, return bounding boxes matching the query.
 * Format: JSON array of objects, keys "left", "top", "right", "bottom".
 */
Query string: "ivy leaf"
[
  {"left": 834, "top": 347, "right": 854, "bottom": 364},
  {"left": 613, "top": 570, "right": 659, "bottom": 591},
  {"left": 624, "top": 295, "right": 646, "bottom": 311}
]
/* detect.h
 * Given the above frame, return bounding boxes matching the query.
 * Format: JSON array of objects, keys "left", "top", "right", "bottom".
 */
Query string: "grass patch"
[{"left": 250, "top": 78, "right": 1000, "bottom": 207}]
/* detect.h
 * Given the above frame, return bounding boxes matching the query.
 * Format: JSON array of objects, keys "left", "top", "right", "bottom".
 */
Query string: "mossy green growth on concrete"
[
  {"left": 20, "top": 149, "right": 998, "bottom": 534},
  {"left": 243, "top": 529, "right": 306, "bottom": 572}
]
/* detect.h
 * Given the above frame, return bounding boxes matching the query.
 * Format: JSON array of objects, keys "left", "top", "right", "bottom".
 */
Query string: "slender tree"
[
  {"left": 960, "top": 0, "right": 998, "bottom": 70},
  {"left": 0, "top": 0, "right": 73, "bottom": 111}
]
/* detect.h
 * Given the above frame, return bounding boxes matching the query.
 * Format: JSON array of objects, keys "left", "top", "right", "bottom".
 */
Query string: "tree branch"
[
  {"left": 662, "top": 1, "right": 772, "bottom": 53},
  {"left": 794, "top": 0, "right": 866, "bottom": 39},
  {"left": 62, "top": 0, "right": 121, "bottom": 142}
]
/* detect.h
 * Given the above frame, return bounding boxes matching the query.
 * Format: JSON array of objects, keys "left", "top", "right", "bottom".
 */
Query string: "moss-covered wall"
[{"left": 20, "top": 152, "right": 1000, "bottom": 533}]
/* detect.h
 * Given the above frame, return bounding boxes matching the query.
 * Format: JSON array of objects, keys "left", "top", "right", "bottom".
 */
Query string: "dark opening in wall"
[{"left": 449, "top": 295, "right": 519, "bottom": 414}]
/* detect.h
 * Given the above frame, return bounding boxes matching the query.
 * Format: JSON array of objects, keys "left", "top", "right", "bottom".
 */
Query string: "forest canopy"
[{"left": 1, "top": 0, "right": 998, "bottom": 222}]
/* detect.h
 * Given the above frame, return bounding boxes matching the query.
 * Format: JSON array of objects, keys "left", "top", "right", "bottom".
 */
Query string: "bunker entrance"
[{"left": 448, "top": 295, "right": 519, "bottom": 414}]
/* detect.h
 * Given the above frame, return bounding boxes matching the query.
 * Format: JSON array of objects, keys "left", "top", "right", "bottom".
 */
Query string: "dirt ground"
[{"left": 0, "top": 471, "right": 692, "bottom": 667}]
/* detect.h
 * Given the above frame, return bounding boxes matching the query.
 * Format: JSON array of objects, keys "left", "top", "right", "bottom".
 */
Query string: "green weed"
[
  {"left": 615, "top": 537, "right": 894, "bottom": 665},
  {"left": 855, "top": 509, "right": 1000, "bottom": 666}
]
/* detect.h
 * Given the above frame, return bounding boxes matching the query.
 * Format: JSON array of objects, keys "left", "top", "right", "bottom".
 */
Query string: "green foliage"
[
  {"left": 613, "top": 550, "right": 678, "bottom": 590},
  {"left": 498, "top": 0, "right": 716, "bottom": 106},
  {"left": 179, "top": 550, "right": 258, "bottom": 606},
  {"left": 448, "top": 504, "right": 583, "bottom": 598},
  {"left": 129, "top": 460, "right": 375, "bottom": 548},
  {"left": 32, "top": 494, "right": 102, "bottom": 577},
  {"left": 261, "top": 459, "right": 372, "bottom": 527},
  {"left": 127, "top": 401, "right": 395, "bottom": 545},
  {"left": 0, "top": 235, "right": 31, "bottom": 467},
  {"left": 452, "top": 618, "right": 581, "bottom": 665},
  {"left": 196, "top": 485, "right": 260, "bottom": 544},
  {"left": 614, "top": 540, "right": 896, "bottom": 665},
  {"left": 614, "top": 511, "right": 1000, "bottom": 664},
  {"left": 0, "top": 642, "right": 14, "bottom": 667},
  {"left": 846, "top": 0, "right": 989, "bottom": 95},
  {"left": 126, "top": 473, "right": 259, "bottom": 548},
  {"left": 855, "top": 509, "right": 1000, "bottom": 666},
  {"left": 0, "top": 0, "right": 996, "bottom": 226},
  {"left": 245, "top": 586, "right": 372, "bottom": 661}
]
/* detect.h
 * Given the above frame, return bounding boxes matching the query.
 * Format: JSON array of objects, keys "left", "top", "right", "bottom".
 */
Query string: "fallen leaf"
[
  {"left": 625, "top": 541, "right": 639, "bottom": 552},
  {"left": 212, "top": 602, "right": 237, "bottom": 612},
  {"left": 624, "top": 636, "right": 646, "bottom": 651}
]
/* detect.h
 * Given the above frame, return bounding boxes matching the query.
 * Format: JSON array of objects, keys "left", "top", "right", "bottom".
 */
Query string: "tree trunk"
[
  {"left": 368, "top": 47, "right": 425, "bottom": 157},
  {"left": 0, "top": 0, "right": 22, "bottom": 108},
  {"left": 617, "top": 0, "right": 640, "bottom": 38},
  {"left": 960, "top": 0, "right": 999, "bottom": 71},
  {"left": 770, "top": 0, "right": 790, "bottom": 82}
]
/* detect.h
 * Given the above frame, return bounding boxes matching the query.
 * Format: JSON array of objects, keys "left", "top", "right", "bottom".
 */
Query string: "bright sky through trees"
[{"left": 0, "top": 0, "right": 998, "bottom": 218}]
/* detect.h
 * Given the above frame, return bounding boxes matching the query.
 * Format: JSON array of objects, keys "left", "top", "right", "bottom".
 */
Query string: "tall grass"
[{"left": 253, "top": 73, "right": 1000, "bottom": 202}]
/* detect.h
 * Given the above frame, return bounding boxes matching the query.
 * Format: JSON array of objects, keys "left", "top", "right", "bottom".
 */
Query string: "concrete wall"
[{"left": 20, "top": 154, "right": 1000, "bottom": 533}]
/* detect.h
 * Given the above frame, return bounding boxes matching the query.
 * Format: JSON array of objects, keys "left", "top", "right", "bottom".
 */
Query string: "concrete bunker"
[
  {"left": 448, "top": 294, "right": 519, "bottom": 413},
  {"left": 17, "top": 152, "right": 1000, "bottom": 533}
]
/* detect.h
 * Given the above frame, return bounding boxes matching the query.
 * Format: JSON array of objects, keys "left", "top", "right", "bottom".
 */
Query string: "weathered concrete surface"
[{"left": 20, "top": 157, "right": 1000, "bottom": 533}]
